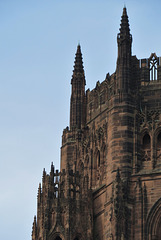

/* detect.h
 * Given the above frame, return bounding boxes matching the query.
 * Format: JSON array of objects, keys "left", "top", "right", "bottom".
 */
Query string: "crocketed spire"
[
  {"left": 118, "top": 7, "right": 131, "bottom": 40},
  {"left": 71, "top": 44, "right": 85, "bottom": 83},
  {"left": 70, "top": 44, "right": 86, "bottom": 130}
]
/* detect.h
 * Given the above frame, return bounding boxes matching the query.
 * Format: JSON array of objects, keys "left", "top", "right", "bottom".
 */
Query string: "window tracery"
[{"left": 149, "top": 53, "right": 158, "bottom": 81}]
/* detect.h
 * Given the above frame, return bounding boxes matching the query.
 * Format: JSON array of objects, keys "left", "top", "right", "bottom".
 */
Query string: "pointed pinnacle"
[
  {"left": 50, "top": 161, "right": 54, "bottom": 173},
  {"left": 123, "top": 6, "right": 127, "bottom": 16},
  {"left": 77, "top": 43, "right": 81, "bottom": 51},
  {"left": 119, "top": 6, "right": 131, "bottom": 38},
  {"left": 43, "top": 168, "right": 46, "bottom": 175},
  {"left": 37, "top": 183, "right": 41, "bottom": 201},
  {"left": 72, "top": 44, "right": 84, "bottom": 75}
]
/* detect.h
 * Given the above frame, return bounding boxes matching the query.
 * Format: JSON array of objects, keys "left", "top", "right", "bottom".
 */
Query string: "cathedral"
[{"left": 32, "top": 7, "right": 161, "bottom": 240}]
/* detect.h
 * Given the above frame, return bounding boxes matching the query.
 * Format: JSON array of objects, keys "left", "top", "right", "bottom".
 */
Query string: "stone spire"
[
  {"left": 116, "top": 7, "right": 132, "bottom": 94},
  {"left": 118, "top": 7, "right": 131, "bottom": 40},
  {"left": 70, "top": 44, "right": 86, "bottom": 130},
  {"left": 71, "top": 44, "right": 86, "bottom": 84}
]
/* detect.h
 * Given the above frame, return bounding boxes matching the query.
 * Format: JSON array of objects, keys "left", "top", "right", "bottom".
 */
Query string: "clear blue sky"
[{"left": 0, "top": 0, "right": 161, "bottom": 239}]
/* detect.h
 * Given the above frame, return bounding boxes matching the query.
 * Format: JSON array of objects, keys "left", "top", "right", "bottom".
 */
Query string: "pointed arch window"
[
  {"left": 146, "top": 198, "right": 161, "bottom": 240},
  {"left": 143, "top": 133, "right": 151, "bottom": 149},
  {"left": 142, "top": 133, "right": 151, "bottom": 162},
  {"left": 149, "top": 53, "right": 158, "bottom": 81}
]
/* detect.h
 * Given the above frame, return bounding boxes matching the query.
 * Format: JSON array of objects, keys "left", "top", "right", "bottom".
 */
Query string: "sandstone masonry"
[{"left": 32, "top": 7, "right": 161, "bottom": 240}]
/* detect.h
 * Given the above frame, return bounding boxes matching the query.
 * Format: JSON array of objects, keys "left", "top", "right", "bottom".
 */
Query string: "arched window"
[
  {"left": 157, "top": 132, "right": 161, "bottom": 148},
  {"left": 146, "top": 198, "right": 161, "bottom": 240},
  {"left": 142, "top": 133, "right": 151, "bottom": 149},
  {"left": 141, "top": 133, "right": 151, "bottom": 162},
  {"left": 149, "top": 53, "right": 158, "bottom": 81}
]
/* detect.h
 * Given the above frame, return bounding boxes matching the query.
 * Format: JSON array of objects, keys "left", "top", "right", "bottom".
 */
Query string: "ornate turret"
[
  {"left": 70, "top": 44, "right": 86, "bottom": 130},
  {"left": 110, "top": 7, "right": 134, "bottom": 180},
  {"left": 116, "top": 7, "right": 132, "bottom": 94}
]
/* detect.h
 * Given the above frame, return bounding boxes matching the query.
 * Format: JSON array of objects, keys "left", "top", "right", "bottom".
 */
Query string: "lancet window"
[
  {"left": 142, "top": 133, "right": 151, "bottom": 161},
  {"left": 143, "top": 133, "right": 151, "bottom": 149},
  {"left": 149, "top": 53, "right": 158, "bottom": 81}
]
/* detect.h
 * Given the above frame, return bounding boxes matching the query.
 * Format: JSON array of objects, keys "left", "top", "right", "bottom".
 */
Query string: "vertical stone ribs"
[{"left": 70, "top": 44, "right": 86, "bottom": 130}]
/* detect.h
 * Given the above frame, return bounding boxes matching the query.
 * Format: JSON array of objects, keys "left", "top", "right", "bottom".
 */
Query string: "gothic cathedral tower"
[{"left": 32, "top": 7, "right": 161, "bottom": 240}]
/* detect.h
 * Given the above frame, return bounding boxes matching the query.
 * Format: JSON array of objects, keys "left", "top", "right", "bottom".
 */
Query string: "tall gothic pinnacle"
[
  {"left": 71, "top": 44, "right": 85, "bottom": 84},
  {"left": 70, "top": 44, "right": 86, "bottom": 130},
  {"left": 118, "top": 7, "right": 131, "bottom": 40}
]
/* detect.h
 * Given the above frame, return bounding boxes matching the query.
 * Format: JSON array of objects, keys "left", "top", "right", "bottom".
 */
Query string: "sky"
[{"left": 0, "top": 0, "right": 161, "bottom": 240}]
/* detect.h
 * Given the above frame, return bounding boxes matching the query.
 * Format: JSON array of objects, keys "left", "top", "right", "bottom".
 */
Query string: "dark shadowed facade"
[{"left": 32, "top": 7, "right": 161, "bottom": 240}]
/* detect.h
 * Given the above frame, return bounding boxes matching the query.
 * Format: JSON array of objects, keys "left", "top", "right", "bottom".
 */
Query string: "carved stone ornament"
[{"left": 138, "top": 107, "right": 159, "bottom": 130}]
